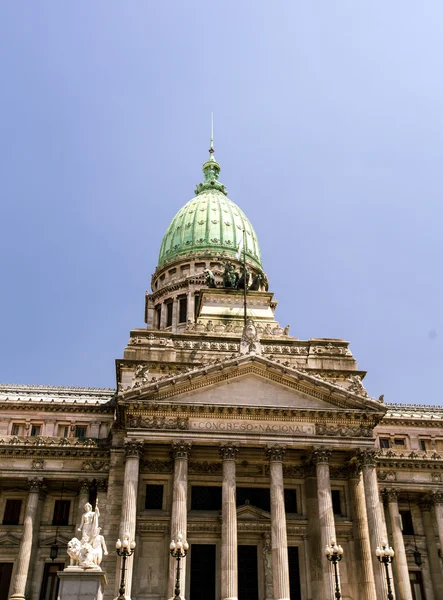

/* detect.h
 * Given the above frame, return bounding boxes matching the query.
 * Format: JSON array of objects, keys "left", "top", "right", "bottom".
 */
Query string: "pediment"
[
  {"left": 0, "top": 533, "right": 21, "bottom": 546},
  {"left": 122, "top": 355, "right": 384, "bottom": 414},
  {"left": 237, "top": 504, "right": 270, "bottom": 520}
]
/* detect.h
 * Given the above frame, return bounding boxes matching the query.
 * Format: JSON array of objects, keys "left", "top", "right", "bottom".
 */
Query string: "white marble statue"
[{"left": 66, "top": 500, "right": 107, "bottom": 571}]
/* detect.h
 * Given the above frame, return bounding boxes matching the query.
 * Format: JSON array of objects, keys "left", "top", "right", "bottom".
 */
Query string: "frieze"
[
  {"left": 0, "top": 436, "right": 100, "bottom": 448},
  {"left": 82, "top": 460, "right": 110, "bottom": 472},
  {"left": 0, "top": 447, "right": 109, "bottom": 460},
  {"left": 315, "top": 424, "right": 373, "bottom": 438},
  {"left": 190, "top": 418, "right": 315, "bottom": 436},
  {"left": 188, "top": 461, "right": 223, "bottom": 474},
  {"left": 32, "top": 459, "right": 44, "bottom": 470},
  {"left": 127, "top": 415, "right": 189, "bottom": 430},
  {"left": 377, "top": 471, "right": 397, "bottom": 482},
  {"left": 141, "top": 459, "right": 173, "bottom": 473},
  {"left": 137, "top": 522, "right": 169, "bottom": 533}
]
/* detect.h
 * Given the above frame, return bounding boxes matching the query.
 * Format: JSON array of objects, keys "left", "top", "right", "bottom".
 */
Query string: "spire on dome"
[{"left": 194, "top": 114, "right": 227, "bottom": 196}]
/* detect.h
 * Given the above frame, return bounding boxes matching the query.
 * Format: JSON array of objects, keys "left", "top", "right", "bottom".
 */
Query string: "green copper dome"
[{"left": 157, "top": 144, "right": 262, "bottom": 269}]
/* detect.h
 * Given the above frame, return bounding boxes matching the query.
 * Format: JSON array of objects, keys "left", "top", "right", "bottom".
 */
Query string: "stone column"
[
  {"left": 160, "top": 302, "right": 166, "bottom": 329},
  {"left": 431, "top": 491, "right": 443, "bottom": 557},
  {"left": 347, "top": 463, "right": 377, "bottom": 600},
  {"left": 118, "top": 439, "right": 143, "bottom": 600},
  {"left": 169, "top": 441, "right": 191, "bottom": 600},
  {"left": 172, "top": 297, "right": 179, "bottom": 331},
  {"left": 220, "top": 445, "right": 239, "bottom": 600},
  {"left": 76, "top": 479, "right": 92, "bottom": 530},
  {"left": 266, "top": 446, "right": 290, "bottom": 600},
  {"left": 9, "top": 479, "right": 43, "bottom": 600},
  {"left": 311, "top": 449, "right": 336, "bottom": 600},
  {"left": 187, "top": 292, "right": 195, "bottom": 323},
  {"left": 419, "top": 496, "right": 443, "bottom": 599},
  {"left": 383, "top": 489, "right": 413, "bottom": 600},
  {"left": 358, "top": 450, "right": 393, "bottom": 600},
  {"left": 262, "top": 533, "right": 274, "bottom": 600}
]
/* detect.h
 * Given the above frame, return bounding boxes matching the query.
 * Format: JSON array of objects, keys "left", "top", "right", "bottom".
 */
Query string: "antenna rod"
[{"left": 243, "top": 230, "right": 247, "bottom": 326}]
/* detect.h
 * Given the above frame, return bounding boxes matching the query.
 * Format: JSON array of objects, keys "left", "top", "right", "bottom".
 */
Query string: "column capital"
[
  {"left": 356, "top": 448, "right": 379, "bottom": 467},
  {"left": 382, "top": 488, "right": 399, "bottom": 503},
  {"left": 266, "top": 445, "right": 286, "bottom": 462},
  {"left": 219, "top": 444, "right": 239, "bottom": 461},
  {"left": 124, "top": 438, "right": 144, "bottom": 459},
  {"left": 171, "top": 440, "right": 192, "bottom": 460},
  {"left": 344, "top": 459, "right": 362, "bottom": 479},
  {"left": 27, "top": 478, "right": 43, "bottom": 493},
  {"left": 78, "top": 478, "right": 93, "bottom": 493},
  {"left": 418, "top": 494, "right": 434, "bottom": 512},
  {"left": 431, "top": 491, "right": 443, "bottom": 505},
  {"left": 311, "top": 448, "right": 331, "bottom": 465}
]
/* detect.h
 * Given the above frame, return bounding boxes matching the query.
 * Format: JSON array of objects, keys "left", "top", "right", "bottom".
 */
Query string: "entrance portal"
[
  {"left": 189, "top": 544, "right": 216, "bottom": 600},
  {"left": 288, "top": 547, "right": 301, "bottom": 600},
  {"left": 238, "top": 545, "right": 258, "bottom": 600}
]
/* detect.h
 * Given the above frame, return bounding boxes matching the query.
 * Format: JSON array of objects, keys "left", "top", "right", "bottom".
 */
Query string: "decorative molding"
[
  {"left": 32, "top": 459, "right": 44, "bottom": 470},
  {"left": 188, "top": 461, "right": 222, "bottom": 474},
  {"left": 126, "top": 415, "right": 189, "bottom": 430},
  {"left": 266, "top": 446, "right": 286, "bottom": 462},
  {"left": 97, "top": 479, "right": 108, "bottom": 493},
  {"left": 82, "top": 460, "right": 110, "bottom": 472},
  {"left": 78, "top": 479, "right": 93, "bottom": 493},
  {"left": 315, "top": 423, "right": 373, "bottom": 438},
  {"left": 219, "top": 445, "right": 239, "bottom": 461},
  {"left": 377, "top": 471, "right": 397, "bottom": 482},
  {"left": 356, "top": 449, "right": 379, "bottom": 467},
  {"left": 124, "top": 439, "right": 144, "bottom": 459},
  {"left": 141, "top": 459, "right": 173, "bottom": 473},
  {"left": 311, "top": 449, "right": 331, "bottom": 465},
  {"left": 431, "top": 491, "right": 443, "bottom": 505},
  {"left": 171, "top": 440, "right": 192, "bottom": 460}
]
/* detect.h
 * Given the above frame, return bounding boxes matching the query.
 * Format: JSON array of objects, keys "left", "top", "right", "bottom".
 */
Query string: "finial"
[{"left": 209, "top": 112, "right": 215, "bottom": 159}]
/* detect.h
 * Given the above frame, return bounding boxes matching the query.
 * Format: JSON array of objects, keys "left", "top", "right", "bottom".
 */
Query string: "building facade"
[{"left": 1, "top": 146, "right": 443, "bottom": 600}]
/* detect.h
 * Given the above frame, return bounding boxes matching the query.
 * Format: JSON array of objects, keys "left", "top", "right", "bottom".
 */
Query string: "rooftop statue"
[
  {"left": 222, "top": 262, "right": 238, "bottom": 288},
  {"left": 204, "top": 268, "right": 217, "bottom": 288},
  {"left": 66, "top": 500, "right": 108, "bottom": 571}
]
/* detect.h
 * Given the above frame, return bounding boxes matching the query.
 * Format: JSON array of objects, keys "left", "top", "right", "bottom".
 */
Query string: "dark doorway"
[
  {"left": 288, "top": 547, "right": 302, "bottom": 600},
  {"left": 409, "top": 570, "right": 426, "bottom": 600},
  {"left": 238, "top": 545, "right": 258, "bottom": 600},
  {"left": 40, "top": 563, "right": 64, "bottom": 600},
  {"left": 0, "top": 563, "right": 13, "bottom": 600},
  {"left": 190, "top": 544, "right": 216, "bottom": 600}
]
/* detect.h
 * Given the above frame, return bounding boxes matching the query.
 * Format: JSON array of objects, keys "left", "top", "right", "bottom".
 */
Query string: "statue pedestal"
[{"left": 57, "top": 570, "right": 107, "bottom": 600}]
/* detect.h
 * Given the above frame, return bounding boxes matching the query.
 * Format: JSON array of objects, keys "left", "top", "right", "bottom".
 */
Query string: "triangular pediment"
[
  {"left": 237, "top": 504, "right": 270, "bottom": 520},
  {"left": 121, "top": 355, "right": 384, "bottom": 414}
]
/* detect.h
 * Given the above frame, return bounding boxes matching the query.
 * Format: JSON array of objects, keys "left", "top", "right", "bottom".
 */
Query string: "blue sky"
[{"left": 1, "top": 2, "right": 442, "bottom": 404}]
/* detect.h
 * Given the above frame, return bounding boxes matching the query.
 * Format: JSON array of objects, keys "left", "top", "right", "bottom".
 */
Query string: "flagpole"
[{"left": 243, "top": 229, "right": 247, "bottom": 325}]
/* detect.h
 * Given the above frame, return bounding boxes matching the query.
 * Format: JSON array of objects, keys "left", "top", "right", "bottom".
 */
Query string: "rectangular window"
[
  {"left": 236, "top": 488, "right": 270, "bottom": 512},
  {"left": 58, "top": 425, "right": 69, "bottom": 438},
  {"left": 3, "top": 499, "right": 22, "bottom": 525},
  {"left": 145, "top": 485, "right": 164, "bottom": 509},
  {"left": 52, "top": 500, "right": 70, "bottom": 526},
  {"left": 400, "top": 510, "right": 414, "bottom": 535},
  {"left": 179, "top": 297, "right": 187, "bottom": 323},
  {"left": 191, "top": 486, "right": 222, "bottom": 511},
  {"left": 155, "top": 305, "right": 161, "bottom": 329},
  {"left": 379, "top": 438, "right": 390, "bottom": 449},
  {"left": 166, "top": 302, "right": 173, "bottom": 327},
  {"left": 11, "top": 424, "right": 23, "bottom": 436},
  {"left": 419, "top": 440, "right": 428, "bottom": 451},
  {"left": 30, "top": 425, "right": 41, "bottom": 436},
  {"left": 331, "top": 490, "right": 342, "bottom": 516},
  {"left": 74, "top": 426, "right": 86, "bottom": 439},
  {"left": 394, "top": 439, "right": 406, "bottom": 447},
  {"left": 284, "top": 489, "right": 298, "bottom": 513}
]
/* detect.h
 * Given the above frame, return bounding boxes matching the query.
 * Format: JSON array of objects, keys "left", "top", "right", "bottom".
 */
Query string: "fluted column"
[
  {"left": 383, "top": 489, "right": 413, "bottom": 600},
  {"left": 266, "top": 446, "right": 290, "bottom": 600},
  {"left": 347, "top": 462, "right": 377, "bottom": 600},
  {"left": 312, "top": 449, "right": 336, "bottom": 600},
  {"left": 169, "top": 441, "right": 191, "bottom": 600},
  {"left": 419, "top": 496, "right": 443, "bottom": 599},
  {"left": 76, "top": 479, "right": 92, "bottom": 530},
  {"left": 220, "top": 445, "right": 239, "bottom": 600},
  {"left": 118, "top": 439, "right": 143, "bottom": 600},
  {"left": 358, "top": 450, "right": 393, "bottom": 599},
  {"left": 431, "top": 492, "right": 443, "bottom": 558},
  {"left": 9, "top": 479, "right": 43, "bottom": 600}
]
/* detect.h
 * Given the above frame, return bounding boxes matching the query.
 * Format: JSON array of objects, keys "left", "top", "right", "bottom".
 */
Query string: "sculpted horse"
[
  {"left": 222, "top": 262, "right": 238, "bottom": 288},
  {"left": 249, "top": 272, "right": 268, "bottom": 291}
]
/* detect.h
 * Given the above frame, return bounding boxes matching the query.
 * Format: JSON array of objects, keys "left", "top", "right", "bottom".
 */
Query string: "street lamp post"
[
  {"left": 325, "top": 536, "right": 343, "bottom": 599},
  {"left": 116, "top": 536, "right": 136, "bottom": 600},
  {"left": 376, "top": 540, "right": 395, "bottom": 600},
  {"left": 170, "top": 532, "right": 189, "bottom": 600}
]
